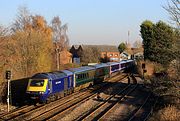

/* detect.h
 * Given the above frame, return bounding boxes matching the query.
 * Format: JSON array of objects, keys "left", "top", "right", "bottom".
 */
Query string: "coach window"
[
  {"left": 79, "top": 75, "right": 81, "bottom": 79},
  {"left": 77, "top": 75, "right": 80, "bottom": 79}
]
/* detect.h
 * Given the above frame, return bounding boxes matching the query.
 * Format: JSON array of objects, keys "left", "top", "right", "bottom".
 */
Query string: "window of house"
[
  {"left": 115, "top": 54, "right": 118, "bottom": 57},
  {"left": 109, "top": 54, "right": 113, "bottom": 57}
]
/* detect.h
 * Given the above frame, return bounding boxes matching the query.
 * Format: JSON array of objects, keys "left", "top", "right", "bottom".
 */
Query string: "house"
[
  {"left": 120, "top": 42, "right": 144, "bottom": 60},
  {"left": 120, "top": 51, "right": 131, "bottom": 60},
  {"left": 131, "top": 47, "right": 144, "bottom": 59},
  {"left": 70, "top": 45, "right": 121, "bottom": 63},
  {"left": 59, "top": 49, "right": 72, "bottom": 64},
  {"left": 53, "top": 43, "right": 72, "bottom": 69},
  {"left": 69, "top": 45, "right": 83, "bottom": 64}
]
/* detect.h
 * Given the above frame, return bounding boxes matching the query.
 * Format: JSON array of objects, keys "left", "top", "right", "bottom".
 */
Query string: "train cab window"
[{"left": 30, "top": 80, "right": 44, "bottom": 86}]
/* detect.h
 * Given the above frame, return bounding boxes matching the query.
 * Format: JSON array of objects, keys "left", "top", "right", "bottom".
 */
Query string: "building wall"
[
  {"left": 59, "top": 50, "right": 72, "bottom": 65},
  {"left": 101, "top": 52, "right": 120, "bottom": 62}
]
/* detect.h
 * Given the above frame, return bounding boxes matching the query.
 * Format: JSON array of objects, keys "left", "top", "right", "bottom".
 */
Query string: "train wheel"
[{"left": 46, "top": 97, "right": 51, "bottom": 104}]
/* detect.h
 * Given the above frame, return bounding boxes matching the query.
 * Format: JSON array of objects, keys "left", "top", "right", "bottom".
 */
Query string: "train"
[{"left": 26, "top": 59, "right": 134, "bottom": 103}]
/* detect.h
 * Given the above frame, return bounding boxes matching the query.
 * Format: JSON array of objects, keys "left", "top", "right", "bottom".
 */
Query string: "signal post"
[{"left": 6, "top": 70, "right": 11, "bottom": 112}]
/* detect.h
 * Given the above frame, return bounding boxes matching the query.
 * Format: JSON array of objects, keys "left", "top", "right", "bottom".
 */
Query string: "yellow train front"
[
  {"left": 26, "top": 78, "right": 48, "bottom": 103},
  {"left": 26, "top": 71, "right": 74, "bottom": 103}
]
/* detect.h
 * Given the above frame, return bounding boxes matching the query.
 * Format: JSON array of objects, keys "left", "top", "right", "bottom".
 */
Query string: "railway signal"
[
  {"left": 6, "top": 70, "right": 11, "bottom": 80},
  {"left": 6, "top": 70, "right": 12, "bottom": 112},
  {"left": 142, "top": 63, "right": 146, "bottom": 80}
]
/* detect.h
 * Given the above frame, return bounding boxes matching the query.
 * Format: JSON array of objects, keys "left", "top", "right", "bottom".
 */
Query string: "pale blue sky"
[{"left": 0, "top": 0, "right": 169, "bottom": 45}]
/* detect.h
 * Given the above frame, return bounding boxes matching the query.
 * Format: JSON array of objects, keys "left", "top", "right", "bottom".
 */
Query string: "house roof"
[
  {"left": 131, "top": 47, "right": 144, "bottom": 54},
  {"left": 73, "top": 45, "right": 80, "bottom": 49}
]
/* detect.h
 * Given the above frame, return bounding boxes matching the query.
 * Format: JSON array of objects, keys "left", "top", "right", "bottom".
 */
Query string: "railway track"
[
  {"left": 0, "top": 104, "right": 41, "bottom": 121},
  {"left": 74, "top": 80, "right": 138, "bottom": 121},
  {"left": 45, "top": 76, "right": 129, "bottom": 121},
  {"left": 97, "top": 84, "right": 138, "bottom": 121},
  {"left": 0, "top": 73, "right": 128, "bottom": 121},
  {"left": 127, "top": 93, "right": 158, "bottom": 121},
  {"left": 30, "top": 74, "right": 128, "bottom": 120}
]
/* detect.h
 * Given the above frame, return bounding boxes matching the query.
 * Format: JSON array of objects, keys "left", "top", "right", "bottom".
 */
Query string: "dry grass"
[
  {"left": 0, "top": 103, "right": 16, "bottom": 115},
  {"left": 0, "top": 82, "right": 7, "bottom": 103},
  {"left": 150, "top": 105, "right": 180, "bottom": 121}
]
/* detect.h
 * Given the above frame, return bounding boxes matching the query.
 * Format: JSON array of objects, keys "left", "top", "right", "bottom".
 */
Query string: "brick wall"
[{"left": 59, "top": 50, "right": 72, "bottom": 65}]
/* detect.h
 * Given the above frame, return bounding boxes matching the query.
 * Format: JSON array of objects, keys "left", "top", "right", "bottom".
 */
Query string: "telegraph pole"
[
  {"left": 128, "top": 30, "right": 130, "bottom": 44},
  {"left": 55, "top": 42, "right": 60, "bottom": 70},
  {"left": 6, "top": 70, "right": 11, "bottom": 112}
]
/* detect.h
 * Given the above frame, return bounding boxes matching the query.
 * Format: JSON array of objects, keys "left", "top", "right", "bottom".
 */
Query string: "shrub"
[{"left": 150, "top": 105, "right": 180, "bottom": 121}]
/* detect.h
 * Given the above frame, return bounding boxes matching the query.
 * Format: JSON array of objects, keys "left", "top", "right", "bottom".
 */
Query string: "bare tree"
[
  {"left": 51, "top": 16, "right": 69, "bottom": 69},
  {"left": 163, "top": 0, "right": 180, "bottom": 29},
  {"left": 12, "top": 6, "right": 32, "bottom": 32},
  {"left": 0, "top": 25, "right": 8, "bottom": 37},
  {"left": 133, "top": 40, "right": 142, "bottom": 48},
  {"left": 51, "top": 16, "right": 69, "bottom": 50}
]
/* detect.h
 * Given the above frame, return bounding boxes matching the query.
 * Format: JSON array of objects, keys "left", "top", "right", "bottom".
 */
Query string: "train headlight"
[
  {"left": 26, "top": 91, "right": 31, "bottom": 94},
  {"left": 39, "top": 91, "right": 44, "bottom": 94}
]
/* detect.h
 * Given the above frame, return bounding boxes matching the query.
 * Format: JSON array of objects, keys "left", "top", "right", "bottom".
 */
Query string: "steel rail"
[{"left": 46, "top": 77, "right": 129, "bottom": 121}]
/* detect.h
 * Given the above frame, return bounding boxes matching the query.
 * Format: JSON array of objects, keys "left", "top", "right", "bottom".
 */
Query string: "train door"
[
  {"left": 64, "top": 78, "right": 68, "bottom": 96},
  {"left": 48, "top": 80, "right": 52, "bottom": 93},
  {"left": 69, "top": 76, "right": 73, "bottom": 88},
  {"left": 64, "top": 78, "right": 68, "bottom": 90}
]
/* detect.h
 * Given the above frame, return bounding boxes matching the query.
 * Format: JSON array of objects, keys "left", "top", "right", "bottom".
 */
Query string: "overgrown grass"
[
  {"left": 149, "top": 105, "right": 180, "bottom": 121},
  {"left": 136, "top": 60, "right": 180, "bottom": 121}
]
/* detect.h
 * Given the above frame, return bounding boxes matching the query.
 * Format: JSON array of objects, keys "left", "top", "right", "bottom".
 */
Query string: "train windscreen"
[{"left": 30, "top": 80, "right": 45, "bottom": 87}]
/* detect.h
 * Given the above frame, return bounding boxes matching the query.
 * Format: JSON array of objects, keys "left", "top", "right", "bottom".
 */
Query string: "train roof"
[
  {"left": 68, "top": 66, "right": 95, "bottom": 73},
  {"left": 107, "top": 62, "right": 120, "bottom": 65},
  {"left": 90, "top": 63, "right": 109, "bottom": 68},
  {"left": 120, "top": 61, "right": 127, "bottom": 64},
  {"left": 126, "top": 59, "right": 134, "bottom": 62},
  {"left": 61, "top": 70, "right": 73, "bottom": 76},
  {"left": 31, "top": 71, "right": 66, "bottom": 80}
]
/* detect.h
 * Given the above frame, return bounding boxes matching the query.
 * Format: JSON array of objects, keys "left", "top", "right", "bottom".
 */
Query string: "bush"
[{"left": 150, "top": 105, "right": 180, "bottom": 121}]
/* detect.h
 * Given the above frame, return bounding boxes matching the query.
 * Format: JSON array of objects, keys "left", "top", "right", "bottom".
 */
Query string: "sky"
[{"left": 0, "top": 0, "right": 170, "bottom": 46}]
